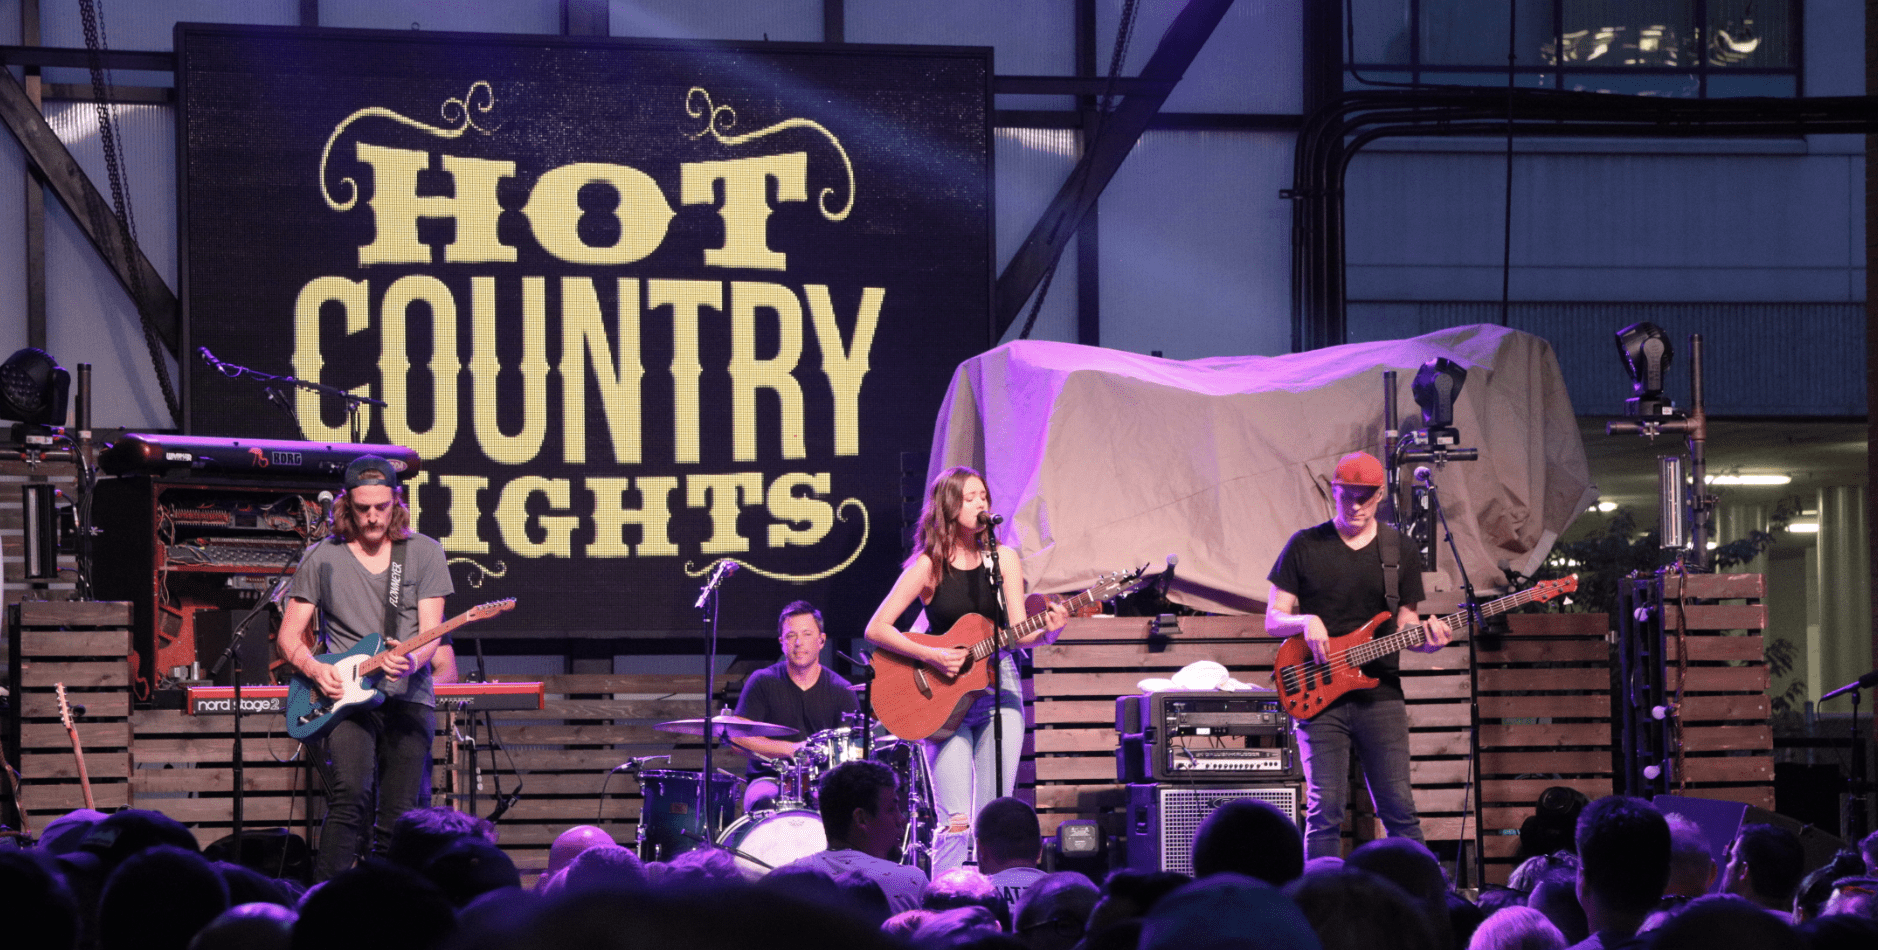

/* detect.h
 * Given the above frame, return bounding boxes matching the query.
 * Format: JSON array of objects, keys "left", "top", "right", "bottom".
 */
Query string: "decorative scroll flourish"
[
  {"left": 321, "top": 81, "right": 500, "bottom": 212},
  {"left": 447, "top": 557, "right": 510, "bottom": 588},
  {"left": 684, "top": 86, "right": 855, "bottom": 221},
  {"left": 684, "top": 499, "right": 869, "bottom": 583}
]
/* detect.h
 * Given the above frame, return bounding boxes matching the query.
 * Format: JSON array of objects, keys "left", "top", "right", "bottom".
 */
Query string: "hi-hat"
[{"left": 655, "top": 714, "right": 798, "bottom": 739}]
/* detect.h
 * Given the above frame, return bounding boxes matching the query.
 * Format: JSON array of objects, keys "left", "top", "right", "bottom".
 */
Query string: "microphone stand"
[
  {"left": 695, "top": 561, "right": 738, "bottom": 845},
  {"left": 1420, "top": 471, "right": 1487, "bottom": 889},
  {"left": 198, "top": 348, "right": 386, "bottom": 441},
  {"left": 981, "top": 522, "right": 1011, "bottom": 799},
  {"left": 1821, "top": 670, "right": 1878, "bottom": 838}
]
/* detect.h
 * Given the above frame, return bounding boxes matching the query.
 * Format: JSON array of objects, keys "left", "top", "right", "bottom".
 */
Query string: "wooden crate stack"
[
  {"left": 1660, "top": 573, "right": 1773, "bottom": 808},
  {"left": 1473, "top": 611, "right": 1615, "bottom": 884},
  {"left": 12, "top": 601, "right": 135, "bottom": 823},
  {"left": 128, "top": 703, "right": 320, "bottom": 851}
]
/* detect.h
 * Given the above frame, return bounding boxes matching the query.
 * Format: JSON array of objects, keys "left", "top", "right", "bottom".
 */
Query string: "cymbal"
[{"left": 655, "top": 714, "right": 798, "bottom": 739}]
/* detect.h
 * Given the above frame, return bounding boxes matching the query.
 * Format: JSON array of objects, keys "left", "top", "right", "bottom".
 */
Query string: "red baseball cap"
[{"left": 1332, "top": 451, "right": 1386, "bottom": 488}]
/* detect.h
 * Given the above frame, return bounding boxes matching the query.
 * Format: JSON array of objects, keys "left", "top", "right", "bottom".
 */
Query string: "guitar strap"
[
  {"left": 383, "top": 540, "right": 409, "bottom": 642},
  {"left": 1378, "top": 524, "right": 1402, "bottom": 617}
]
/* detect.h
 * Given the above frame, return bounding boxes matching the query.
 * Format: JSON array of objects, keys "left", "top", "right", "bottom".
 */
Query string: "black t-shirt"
[
  {"left": 924, "top": 562, "right": 1000, "bottom": 635},
  {"left": 733, "top": 659, "right": 858, "bottom": 778},
  {"left": 1267, "top": 521, "right": 1426, "bottom": 704}
]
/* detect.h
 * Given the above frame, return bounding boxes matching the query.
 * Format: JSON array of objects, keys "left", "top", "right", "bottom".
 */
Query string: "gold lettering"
[
  {"left": 495, "top": 476, "right": 577, "bottom": 557},
  {"left": 647, "top": 279, "right": 722, "bottom": 464},
  {"left": 433, "top": 473, "right": 490, "bottom": 554},
  {"left": 805, "top": 285, "right": 882, "bottom": 457},
  {"left": 589, "top": 476, "right": 680, "bottom": 557},
  {"left": 729, "top": 281, "right": 805, "bottom": 461},
  {"left": 766, "top": 473, "right": 834, "bottom": 547},
  {"left": 522, "top": 162, "right": 675, "bottom": 265},
  {"left": 686, "top": 472, "right": 763, "bottom": 554},
  {"left": 469, "top": 276, "right": 549, "bottom": 465},
  {"left": 292, "top": 276, "right": 372, "bottom": 442},
  {"left": 560, "top": 277, "right": 643, "bottom": 465},
  {"left": 354, "top": 144, "right": 516, "bottom": 266},
  {"left": 379, "top": 275, "right": 461, "bottom": 459},
  {"left": 680, "top": 153, "right": 808, "bottom": 270}
]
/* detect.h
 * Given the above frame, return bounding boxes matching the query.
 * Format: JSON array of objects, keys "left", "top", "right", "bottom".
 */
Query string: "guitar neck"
[
  {"left": 359, "top": 613, "right": 469, "bottom": 676},
  {"left": 1354, "top": 586, "right": 1555, "bottom": 665},
  {"left": 968, "top": 586, "right": 1103, "bottom": 660}
]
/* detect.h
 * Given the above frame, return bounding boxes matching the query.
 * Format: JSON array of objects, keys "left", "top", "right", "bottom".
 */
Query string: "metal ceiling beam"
[
  {"left": 993, "top": 0, "right": 1234, "bottom": 339},
  {"left": 0, "top": 45, "right": 172, "bottom": 71},
  {"left": 0, "top": 65, "right": 179, "bottom": 353}
]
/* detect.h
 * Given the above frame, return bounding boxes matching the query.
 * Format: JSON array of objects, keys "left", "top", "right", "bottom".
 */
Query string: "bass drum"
[{"left": 716, "top": 808, "right": 827, "bottom": 879}]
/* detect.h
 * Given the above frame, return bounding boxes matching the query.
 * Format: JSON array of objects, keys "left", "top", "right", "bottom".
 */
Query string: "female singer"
[{"left": 865, "top": 466, "right": 1069, "bottom": 873}]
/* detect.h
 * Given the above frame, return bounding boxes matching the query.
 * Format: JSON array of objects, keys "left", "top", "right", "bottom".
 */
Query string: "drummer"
[{"left": 730, "top": 600, "right": 859, "bottom": 813}]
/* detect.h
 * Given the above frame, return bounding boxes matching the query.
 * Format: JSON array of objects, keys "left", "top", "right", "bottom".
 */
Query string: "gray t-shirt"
[{"left": 290, "top": 533, "right": 454, "bottom": 706}]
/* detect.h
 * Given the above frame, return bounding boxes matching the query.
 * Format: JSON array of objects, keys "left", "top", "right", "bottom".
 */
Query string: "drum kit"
[{"left": 639, "top": 702, "right": 936, "bottom": 878}]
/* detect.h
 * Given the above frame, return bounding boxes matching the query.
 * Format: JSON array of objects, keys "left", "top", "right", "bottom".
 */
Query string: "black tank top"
[{"left": 923, "top": 562, "right": 999, "bottom": 634}]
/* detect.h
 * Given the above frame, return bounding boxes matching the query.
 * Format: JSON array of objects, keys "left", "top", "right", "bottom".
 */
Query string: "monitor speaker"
[{"left": 1126, "top": 781, "right": 1303, "bottom": 875}]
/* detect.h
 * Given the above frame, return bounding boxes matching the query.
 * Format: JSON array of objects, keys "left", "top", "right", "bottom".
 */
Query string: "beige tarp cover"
[{"left": 927, "top": 325, "right": 1597, "bottom": 614}]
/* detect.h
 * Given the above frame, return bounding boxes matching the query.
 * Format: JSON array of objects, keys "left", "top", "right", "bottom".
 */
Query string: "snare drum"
[
  {"left": 635, "top": 769, "right": 744, "bottom": 862},
  {"left": 716, "top": 808, "right": 827, "bottom": 879}
]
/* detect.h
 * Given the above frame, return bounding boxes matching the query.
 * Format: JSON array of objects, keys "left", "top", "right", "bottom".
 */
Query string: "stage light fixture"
[
  {"left": 0, "top": 347, "right": 71, "bottom": 428},
  {"left": 1410, "top": 358, "right": 1467, "bottom": 431},
  {"left": 1615, "top": 322, "right": 1674, "bottom": 416},
  {"left": 1705, "top": 474, "right": 1791, "bottom": 486}
]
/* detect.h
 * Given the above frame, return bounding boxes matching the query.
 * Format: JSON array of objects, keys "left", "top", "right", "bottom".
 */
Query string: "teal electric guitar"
[{"left": 284, "top": 598, "right": 515, "bottom": 741}]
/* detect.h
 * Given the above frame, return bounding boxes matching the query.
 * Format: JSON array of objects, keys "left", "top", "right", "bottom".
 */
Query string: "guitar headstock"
[
  {"left": 467, "top": 598, "right": 517, "bottom": 621},
  {"left": 1087, "top": 565, "right": 1152, "bottom": 603},
  {"left": 55, "top": 682, "right": 74, "bottom": 729},
  {"left": 1532, "top": 574, "right": 1579, "bottom": 602}
]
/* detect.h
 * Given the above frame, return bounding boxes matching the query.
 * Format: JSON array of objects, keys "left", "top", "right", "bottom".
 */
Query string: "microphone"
[
  {"left": 613, "top": 754, "right": 671, "bottom": 773},
  {"left": 1160, "top": 553, "right": 1179, "bottom": 597},
  {"left": 977, "top": 511, "right": 1004, "bottom": 528},
  {"left": 1414, "top": 466, "right": 1434, "bottom": 485},
  {"left": 316, "top": 490, "right": 334, "bottom": 521},
  {"left": 1821, "top": 669, "right": 1878, "bottom": 702},
  {"left": 198, "top": 347, "right": 225, "bottom": 370}
]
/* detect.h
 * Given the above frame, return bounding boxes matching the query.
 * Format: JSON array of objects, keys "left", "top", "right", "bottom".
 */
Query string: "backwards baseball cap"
[
  {"left": 343, "top": 454, "right": 399, "bottom": 491},
  {"left": 1331, "top": 451, "right": 1386, "bottom": 490}
]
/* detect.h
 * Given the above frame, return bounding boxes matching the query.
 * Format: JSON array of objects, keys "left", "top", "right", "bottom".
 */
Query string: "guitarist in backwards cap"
[
  {"left": 1265, "top": 451, "right": 1450, "bottom": 859},
  {"left": 276, "top": 455, "right": 455, "bottom": 879}
]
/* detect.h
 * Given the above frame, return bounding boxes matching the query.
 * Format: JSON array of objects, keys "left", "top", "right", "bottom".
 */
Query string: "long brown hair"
[
  {"left": 910, "top": 465, "right": 989, "bottom": 581},
  {"left": 330, "top": 477, "right": 413, "bottom": 543}
]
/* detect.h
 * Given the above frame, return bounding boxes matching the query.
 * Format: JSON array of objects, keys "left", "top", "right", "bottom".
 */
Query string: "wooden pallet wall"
[
  {"left": 1658, "top": 573, "right": 1773, "bottom": 807},
  {"left": 11, "top": 602, "right": 136, "bottom": 823}
]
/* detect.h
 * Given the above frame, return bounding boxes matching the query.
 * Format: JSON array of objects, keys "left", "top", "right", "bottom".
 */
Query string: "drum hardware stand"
[{"left": 695, "top": 560, "right": 739, "bottom": 843}]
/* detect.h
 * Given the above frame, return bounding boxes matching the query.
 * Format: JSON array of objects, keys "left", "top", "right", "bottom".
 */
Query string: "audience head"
[
  {"left": 1462, "top": 905, "right": 1565, "bottom": 950},
  {"left": 188, "top": 902, "right": 297, "bottom": 950},
  {"left": 81, "top": 808, "right": 199, "bottom": 872},
  {"left": 657, "top": 846, "right": 742, "bottom": 886},
  {"left": 1572, "top": 796, "right": 1670, "bottom": 921},
  {"left": 1013, "top": 872, "right": 1099, "bottom": 950},
  {"left": 833, "top": 870, "right": 892, "bottom": 927},
  {"left": 1798, "top": 911, "right": 1878, "bottom": 950},
  {"left": 1527, "top": 869, "right": 1588, "bottom": 945},
  {"left": 387, "top": 806, "right": 496, "bottom": 872},
  {"left": 1190, "top": 798, "right": 1304, "bottom": 887},
  {"left": 215, "top": 860, "right": 296, "bottom": 907},
  {"left": 924, "top": 867, "right": 1010, "bottom": 930},
  {"left": 99, "top": 844, "right": 230, "bottom": 950},
  {"left": 0, "top": 850, "right": 81, "bottom": 950},
  {"left": 1822, "top": 875, "right": 1878, "bottom": 919},
  {"left": 293, "top": 859, "right": 456, "bottom": 950},
  {"left": 818, "top": 760, "right": 903, "bottom": 858},
  {"left": 1287, "top": 867, "right": 1436, "bottom": 950},
  {"left": 975, "top": 797, "right": 1043, "bottom": 875},
  {"left": 1794, "top": 850, "right": 1866, "bottom": 922},
  {"left": 1644, "top": 893, "right": 1805, "bottom": 950},
  {"left": 1721, "top": 822, "right": 1804, "bottom": 912},
  {"left": 1472, "top": 885, "right": 1525, "bottom": 919},
  {"left": 558, "top": 844, "right": 647, "bottom": 893},
  {"left": 1344, "top": 838, "right": 1451, "bottom": 948},
  {"left": 545, "top": 825, "right": 615, "bottom": 879},
  {"left": 912, "top": 906, "right": 1003, "bottom": 948},
  {"left": 1505, "top": 851, "right": 1576, "bottom": 895},
  {"left": 35, "top": 808, "right": 107, "bottom": 856},
  {"left": 1859, "top": 829, "right": 1878, "bottom": 874},
  {"left": 1088, "top": 869, "right": 1192, "bottom": 934},
  {"left": 423, "top": 836, "right": 520, "bottom": 908},
  {"left": 1146, "top": 873, "right": 1320, "bottom": 950},
  {"left": 448, "top": 880, "right": 902, "bottom": 950},
  {"left": 1662, "top": 813, "right": 1718, "bottom": 898},
  {"left": 883, "top": 908, "right": 939, "bottom": 942}
]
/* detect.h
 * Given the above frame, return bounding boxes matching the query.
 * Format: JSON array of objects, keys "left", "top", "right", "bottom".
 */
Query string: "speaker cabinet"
[{"left": 1126, "top": 782, "right": 1304, "bottom": 875}]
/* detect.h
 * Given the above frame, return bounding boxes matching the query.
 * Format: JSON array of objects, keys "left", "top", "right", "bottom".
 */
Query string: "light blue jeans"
[{"left": 925, "top": 655, "right": 1024, "bottom": 874}]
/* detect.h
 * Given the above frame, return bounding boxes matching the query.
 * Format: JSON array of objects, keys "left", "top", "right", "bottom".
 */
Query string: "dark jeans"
[
  {"left": 1296, "top": 696, "right": 1425, "bottom": 859},
  {"left": 311, "top": 698, "right": 435, "bottom": 880}
]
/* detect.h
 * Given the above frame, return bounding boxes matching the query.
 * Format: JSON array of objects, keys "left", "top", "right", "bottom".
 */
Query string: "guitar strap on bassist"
[
  {"left": 382, "top": 540, "right": 408, "bottom": 648},
  {"left": 1379, "top": 524, "right": 1402, "bottom": 617}
]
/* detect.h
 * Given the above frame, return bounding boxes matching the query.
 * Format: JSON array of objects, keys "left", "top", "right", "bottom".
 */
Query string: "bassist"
[
  {"left": 864, "top": 466, "right": 1068, "bottom": 874},
  {"left": 276, "top": 455, "right": 454, "bottom": 880},
  {"left": 1265, "top": 451, "right": 1451, "bottom": 859}
]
